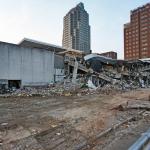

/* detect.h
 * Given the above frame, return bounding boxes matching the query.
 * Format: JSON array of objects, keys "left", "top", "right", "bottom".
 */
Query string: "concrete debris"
[
  {"left": 1, "top": 123, "right": 8, "bottom": 126},
  {"left": 0, "top": 78, "right": 87, "bottom": 97},
  {"left": 87, "top": 79, "right": 97, "bottom": 90},
  {"left": 56, "top": 132, "right": 61, "bottom": 136},
  {"left": 0, "top": 138, "right": 3, "bottom": 146},
  {"left": 112, "top": 105, "right": 124, "bottom": 111},
  {"left": 112, "top": 102, "right": 150, "bottom": 111},
  {"left": 63, "top": 52, "right": 150, "bottom": 93}
]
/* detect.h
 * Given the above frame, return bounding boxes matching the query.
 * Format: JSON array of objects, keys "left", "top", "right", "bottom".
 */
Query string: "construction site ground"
[{"left": 0, "top": 88, "right": 150, "bottom": 150}]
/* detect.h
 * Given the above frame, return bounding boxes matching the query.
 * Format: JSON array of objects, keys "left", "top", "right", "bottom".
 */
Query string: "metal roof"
[
  {"left": 84, "top": 53, "right": 126, "bottom": 65},
  {"left": 18, "top": 38, "right": 66, "bottom": 53},
  {"left": 84, "top": 53, "right": 113, "bottom": 61}
]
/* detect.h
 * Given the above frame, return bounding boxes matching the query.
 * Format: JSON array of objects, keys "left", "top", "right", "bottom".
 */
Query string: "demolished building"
[
  {"left": 58, "top": 51, "right": 150, "bottom": 90},
  {"left": 1, "top": 37, "right": 150, "bottom": 95}
]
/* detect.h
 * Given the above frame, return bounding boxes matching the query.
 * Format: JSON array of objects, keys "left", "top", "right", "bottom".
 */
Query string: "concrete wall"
[
  {"left": 0, "top": 42, "right": 54, "bottom": 86},
  {"left": 54, "top": 55, "right": 64, "bottom": 69},
  {"left": 54, "top": 69, "right": 64, "bottom": 82},
  {"left": 54, "top": 55, "right": 64, "bottom": 82}
]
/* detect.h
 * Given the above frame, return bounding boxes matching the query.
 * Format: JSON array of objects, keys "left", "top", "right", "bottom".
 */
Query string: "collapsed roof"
[{"left": 84, "top": 53, "right": 125, "bottom": 65}]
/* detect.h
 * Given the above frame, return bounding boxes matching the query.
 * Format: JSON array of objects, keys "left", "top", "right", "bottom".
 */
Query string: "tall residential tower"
[
  {"left": 124, "top": 3, "right": 150, "bottom": 60},
  {"left": 62, "top": 2, "right": 91, "bottom": 54}
]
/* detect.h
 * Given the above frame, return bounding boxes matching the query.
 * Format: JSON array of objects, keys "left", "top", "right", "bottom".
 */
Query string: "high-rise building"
[
  {"left": 62, "top": 2, "right": 91, "bottom": 54},
  {"left": 124, "top": 3, "right": 150, "bottom": 60}
]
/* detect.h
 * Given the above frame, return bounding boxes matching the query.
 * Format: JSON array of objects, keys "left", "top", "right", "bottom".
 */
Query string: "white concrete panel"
[
  {"left": 32, "top": 48, "right": 44, "bottom": 83},
  {"left": 43, "top": 50, "right": 54, "bottom": 83},
  {"left": 21, "top": 47, "right": 33, "bottom": 84},
  {"left": 0, "top": 44, "right": 9, "bottom": 79},
  {"left": 8, "top": 45, "right": 21, "bottom": 79}
]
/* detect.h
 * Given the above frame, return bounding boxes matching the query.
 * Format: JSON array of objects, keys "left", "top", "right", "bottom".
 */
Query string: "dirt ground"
[{"left": 0, "top": 88, "right": 150, "bottom": 150}]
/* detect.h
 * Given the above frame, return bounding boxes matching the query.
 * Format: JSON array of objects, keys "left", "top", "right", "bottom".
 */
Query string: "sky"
[{"left": 0, "top": 0, "right": 149, "bottom": 59}]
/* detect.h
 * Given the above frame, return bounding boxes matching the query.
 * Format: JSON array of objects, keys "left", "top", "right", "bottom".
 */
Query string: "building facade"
[
  {"left": 0, "top": 39, "right": 65, "bottom": 89},
  {"left": 0, "top": 42, "right": 54, "bottom": 88},
  {"left": 54, "top": 55, "right": 65, "bottom": 82},
  {"left": 99, "top": 51, "right": 117, "bottom": 59},
  {"left": 124, "top": 3, "right": 150, "bottom": 60},
  {"left": 62, "top": 2, "right": 91, "bottom": 54}
]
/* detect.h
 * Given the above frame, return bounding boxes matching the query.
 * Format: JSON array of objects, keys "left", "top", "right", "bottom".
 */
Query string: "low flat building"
[
  {"left": 99, "top": 51, "right": 117, "bottom": 59},
  {"left": 0, "top": 38, "right": 65, "bottom": 89}
]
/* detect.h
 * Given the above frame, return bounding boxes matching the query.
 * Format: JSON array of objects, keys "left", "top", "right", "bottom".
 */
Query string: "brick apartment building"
[
  {"left": 124, "top": 3, "right": 150, "bottom": 60},
  {"left": 99, "top": 51, "right": 117, "bottom": 59}
]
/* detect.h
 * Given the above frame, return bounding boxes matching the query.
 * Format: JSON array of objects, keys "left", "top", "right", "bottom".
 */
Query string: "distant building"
[
  {"left": 62, "top": 2, "right": 91, "bottom": 54},
  {"left": 124, "top": 3, "right": 150, "bottom": 60},
  {"left": 99, "top": 51, "right": 117, "bottom": 59}
]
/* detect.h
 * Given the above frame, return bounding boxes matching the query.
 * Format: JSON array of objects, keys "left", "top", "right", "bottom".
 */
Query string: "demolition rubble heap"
[
  {"left": 1, "top": 51, "right": 150, "bottom": 97},
  {"left": 61, "top": 51, "right": 150, "bottom": 93}
]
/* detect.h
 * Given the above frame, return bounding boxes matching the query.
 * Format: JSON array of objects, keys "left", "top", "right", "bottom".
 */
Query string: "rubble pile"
[
  {"left": 61, "top": 52, "right": 150, "bottom": 95},
  {"left": 0, "top": 78, "right": 86, "bottom": 97},
  {"left": 82, "top": 54, "right": 150, "bottom": 91},
  {"left": 1, "top": 71, "right": 150, "bottom": 98}
]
